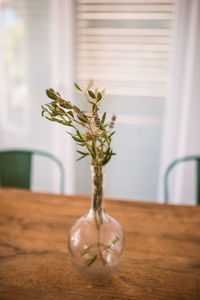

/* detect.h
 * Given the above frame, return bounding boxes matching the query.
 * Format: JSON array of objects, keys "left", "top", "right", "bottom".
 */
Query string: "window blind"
[{"left": 75, "top": 0, "right": 174, "bottom": 97}]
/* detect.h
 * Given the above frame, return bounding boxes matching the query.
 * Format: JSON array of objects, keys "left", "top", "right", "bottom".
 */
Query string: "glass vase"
[{"left": 68, "top": 165, "right": 125, "bottom": 285}]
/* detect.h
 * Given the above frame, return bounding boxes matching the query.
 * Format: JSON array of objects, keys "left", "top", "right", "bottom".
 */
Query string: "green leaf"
[
  {"left": 76, "top": 150, "right": 88, "bottom": 155},
  {"left": 87, "top": 255, "right": 98, "bottom": 267},
  {"left": 104, "top": 236, "right": 120, "bottom": 251},
  {"left": 97, "top": 92, "right": 102, "bottom": 101},
  {"left": 76, "top": 153, "right": 89, "bottom": 161},
  {"left": 50, "top": 100, "right": 57, "bottom": 107},
  {"left": 77, "top": 142, "right": 86, "bottom": 147},
  {"left": 101, "top": 147, "right": 112, "bottom": 165},
  {"left": 106, "top": 153, "right": 112, "bottom": 164},
  {"left": 100, "top": 123, "right": 105, "bottom": 131},
  {"left": 51, "top": 111, "right": 59, "bottom": 117},
  {"left": 88, "top": 90, "right": 95, "bottom": 99},
  {"left": 109, "top": 131, "right": 116, "bottom": 138},
  {"left": 80, "top": 243, "right": 97, "bottom": 256},
  {"left": 111, "top": 236, "right": 119, "bottom": 245},
  {"left": 92, "top": 140, "right": 96, "bottom": 157},
  {"left": 74, "top": 82, "right": 82, "bottom": 92},
  {"left": 60, "top": 102, "right": 72, "bottom": 109},
  {"left": 45, "top": 116, "right": 62, "bottom": 124},
  {"left": 41, "top": 105, "right": 45, "bottom": 116},
  {"left": 71, "top": 135, "right": 83, "bottom": 143},
  {"left": 101, "top": 112, "right": 106, "bottom": 124},
  {"left": 77, "top": 115, "right": 87, "bottom": 123},
  {"left": 67, "top": 110, "right": 74, "bottom": 118},
  {"left": 62, "top": 120, "right": 72, "bottom": 126},
  {"left": 76, "top": 130, "right": 84, "bottom": 141},
  {"left": 73, "top": 105, "right": 82, "bottom": 114},
  {"left": 88, "top": 100, "right": 95, "bottom": 105},
  {"left": 46, "top": 104, "right": 54, "bottom": 112},
  {"left": 46, "top": 88, "right": 57, "bottom": 100}
]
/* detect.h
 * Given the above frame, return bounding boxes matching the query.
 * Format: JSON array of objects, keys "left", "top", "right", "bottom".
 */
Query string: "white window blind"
[{"left": 75, "top": 0, "right": 174, "bottom": 97}]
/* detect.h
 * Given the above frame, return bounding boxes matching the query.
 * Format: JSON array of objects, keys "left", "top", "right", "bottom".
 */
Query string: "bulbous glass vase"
[{"left": 68, "top": 165, "right": 125, "bottom": 285}]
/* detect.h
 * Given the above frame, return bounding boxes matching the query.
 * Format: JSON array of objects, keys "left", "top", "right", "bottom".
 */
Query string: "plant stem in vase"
[{"left": 41, "top": 79, "right": 125, "bottom": 285}]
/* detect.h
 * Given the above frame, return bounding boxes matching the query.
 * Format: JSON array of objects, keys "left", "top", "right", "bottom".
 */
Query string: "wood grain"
[{"left": 0, "top": 188, "right": 200, "bottom": 300}]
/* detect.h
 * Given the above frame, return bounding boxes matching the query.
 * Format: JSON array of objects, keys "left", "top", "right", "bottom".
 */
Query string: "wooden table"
[{"left": 0, "top": 188, "right": 200, "bottom": 300}]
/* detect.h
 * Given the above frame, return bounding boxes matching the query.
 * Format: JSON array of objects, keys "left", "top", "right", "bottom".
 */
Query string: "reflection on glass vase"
[{"left": 68, "top": 165, "right": 125, "bottom": 285}]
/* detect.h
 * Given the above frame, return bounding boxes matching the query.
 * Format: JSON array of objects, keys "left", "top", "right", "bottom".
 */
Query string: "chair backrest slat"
[
  {"left": 0, "top": 151, "right": 32, "bottom": 189},
  {"left": 164, "top": 156, "right": 200, "bottom": 205}
]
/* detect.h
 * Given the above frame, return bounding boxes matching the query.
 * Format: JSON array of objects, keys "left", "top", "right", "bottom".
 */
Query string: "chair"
[
  {"left": 164, "top": 156, "right": 200, "bottom": 205},
  {"left": 0, "top": 149, "right": 64, "bottom": 193}
]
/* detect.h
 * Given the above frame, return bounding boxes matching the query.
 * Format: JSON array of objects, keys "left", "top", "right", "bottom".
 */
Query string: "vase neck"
[{"left": 90, "top": 165, "right": 105, "bottom": 213}]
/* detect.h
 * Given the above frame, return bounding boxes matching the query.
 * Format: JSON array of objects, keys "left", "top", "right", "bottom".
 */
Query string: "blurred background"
[{"left": 0, "top": 0, "right": 199, "bottom": 204}]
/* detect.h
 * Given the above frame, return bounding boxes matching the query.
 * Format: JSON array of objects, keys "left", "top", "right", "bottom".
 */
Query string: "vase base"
[
  {"left": 73, "top": 259, "right": 117, "bottom": 285},
  {"left": 80, "top": 275, "right": 112, "bottom": 285}
]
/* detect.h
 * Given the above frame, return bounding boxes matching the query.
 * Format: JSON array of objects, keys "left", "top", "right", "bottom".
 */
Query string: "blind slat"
[
  {"left": 77, "top": 4, "right": 173, "bottom": 12},
  {"left": 78, "top": 43, "right": 169, "bottom": 51},
  {"left": 77, "top": 12, "right": 172, "bottom": 20},
  {"left": 78, "top": 0, "right": 173, "bottom": 4},
  {"left": 78, "top": 35, "right": 170, "bottom": 43},
  {"left": 78, "top": 50, "right": 170, "bottom": 59},
  {"left": 77, "top": 28, "right": 171, "bottom": 36},
  {"left": 78, "top": 72, "right": 168, "bottom": 82}
]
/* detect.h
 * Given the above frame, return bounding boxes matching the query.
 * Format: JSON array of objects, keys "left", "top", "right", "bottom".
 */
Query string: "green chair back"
[
  {"left": 164, "top": 156, "right": 200, "bottom": 205},
  {"left": 0, "top": 149, "right": 64, "bottom": 193}
]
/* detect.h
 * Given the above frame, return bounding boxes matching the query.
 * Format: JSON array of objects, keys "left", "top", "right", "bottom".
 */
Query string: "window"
[
  {"left": 1, "top": 0, "right": 29, "bottom": 135},
  {"left": 74, "top": 0, "right": 175, "bottom": 201}
]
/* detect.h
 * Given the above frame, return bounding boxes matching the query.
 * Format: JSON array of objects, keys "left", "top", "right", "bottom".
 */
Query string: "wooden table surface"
[{"left": 0, "top": 188, "right": 200, "bottom": 300}]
